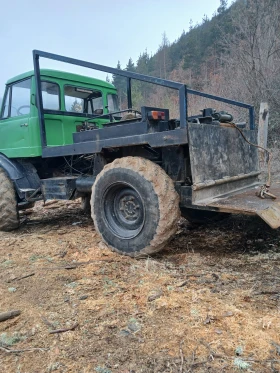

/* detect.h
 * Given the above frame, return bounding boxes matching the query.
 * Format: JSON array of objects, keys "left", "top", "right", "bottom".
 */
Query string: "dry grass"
[{"left": 0, "top": 201, "right": 279, "bottom": 372}]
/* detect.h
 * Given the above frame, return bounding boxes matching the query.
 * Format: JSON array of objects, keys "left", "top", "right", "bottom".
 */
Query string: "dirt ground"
[{"left": 0, "top": 199, "right": 280, "bottom": 373}]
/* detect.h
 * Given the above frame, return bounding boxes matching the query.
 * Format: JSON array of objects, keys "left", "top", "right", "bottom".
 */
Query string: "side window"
[
  {"left": 42, "top": 82, "right": 60, "bottom": 110},
  {"left": 64, "top": 85, "right": 103, "bottom": 114},
  {"left": 65, "top": 85, "right": 83, "bottom": 113},
  {"left": 91, "top": 95, "right": 103, "bottom": 113},
  {"left": 10, "top": 78, "right": 31, "bottom": 117},
  {"left": 1, "top": 87, "right": 11, "bottom": 118},
  {"left": 107, "top": 94, "right": 119, "bottom": 113}
]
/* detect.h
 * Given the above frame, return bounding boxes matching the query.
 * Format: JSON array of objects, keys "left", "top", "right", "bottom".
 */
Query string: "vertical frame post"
[
  {"left": 33, "top": 51, "right": 47, "bottom": 147},
  {"left": 179, "top": 85, "right": 187, "bottom": 128},
  {"left": 258, "top": 102, "right": 269, "bottom": 165},
  {"left": 249, "top": 106, "right": 255, "bottom": 130},
  {"left": 127, "top": 78, "right": 132, "bottom": 109}
]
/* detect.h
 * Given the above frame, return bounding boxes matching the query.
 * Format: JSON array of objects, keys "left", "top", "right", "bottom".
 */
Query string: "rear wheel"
[
  {"left": 0, "top": 168, "right": 19, "bottom": 231},
  {"left": 91, "top": 157, "right": 180, "bottom": 258}
]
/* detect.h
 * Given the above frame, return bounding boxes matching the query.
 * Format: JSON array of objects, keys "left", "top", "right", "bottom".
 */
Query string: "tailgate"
[{"left": 188, "top": 122, "right": 280, "bottom": 228}]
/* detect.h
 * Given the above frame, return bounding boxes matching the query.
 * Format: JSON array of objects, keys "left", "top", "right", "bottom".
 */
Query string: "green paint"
[{"left": 0, "top": 69, "right": 118, "bottom": 158}]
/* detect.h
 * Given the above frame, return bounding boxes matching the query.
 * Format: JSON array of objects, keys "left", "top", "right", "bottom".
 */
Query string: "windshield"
[{"left": 107, "top": 93, "right": 119, "bottom": 113}]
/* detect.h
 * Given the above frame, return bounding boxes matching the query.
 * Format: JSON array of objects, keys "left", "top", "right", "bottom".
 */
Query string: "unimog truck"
[{"left": 0, "top": 50, "right": 279, "bottom": 257}]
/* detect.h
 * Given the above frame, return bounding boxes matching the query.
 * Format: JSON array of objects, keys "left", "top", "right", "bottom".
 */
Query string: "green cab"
[{"left": 0, "top": 69, "right": 119, "bottom": 158}]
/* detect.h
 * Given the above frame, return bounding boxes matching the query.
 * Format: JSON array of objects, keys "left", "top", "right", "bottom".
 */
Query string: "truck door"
[
  {"left": 0, "top": 78, "right": 31, "bottom": 158},
  {"left": 41, "top": 80, "right": 64, "bottom": 146}
]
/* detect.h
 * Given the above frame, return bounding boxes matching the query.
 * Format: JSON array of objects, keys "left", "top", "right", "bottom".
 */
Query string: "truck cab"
[{"left": 0, "top": 70, "right": 119, "bottom": 158}]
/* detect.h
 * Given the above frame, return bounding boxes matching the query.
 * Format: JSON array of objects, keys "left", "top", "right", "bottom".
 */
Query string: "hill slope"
[{"left": 112, "top": 0, "right": 280, "bottom": 143}]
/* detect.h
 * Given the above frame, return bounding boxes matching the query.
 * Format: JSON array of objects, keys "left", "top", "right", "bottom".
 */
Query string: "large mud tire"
[
  {"left": 0, "top": 168, "right": 19, "bottom": 231},
  {"left": 91, "top": 157, "right": 180, "bottom": 258}
]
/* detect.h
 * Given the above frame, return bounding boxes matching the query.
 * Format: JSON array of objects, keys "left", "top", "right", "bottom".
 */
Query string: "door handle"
[
  {"left": 20, "top": 123, "right": 28, "bottom": 127},
  {"left": 31, "top": 94, "right": 36, "bottom": 106}
]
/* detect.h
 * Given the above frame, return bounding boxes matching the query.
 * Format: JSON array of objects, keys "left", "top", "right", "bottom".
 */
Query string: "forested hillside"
[{"left": 111, "top": 0, "right": 280, "bottom": 144}]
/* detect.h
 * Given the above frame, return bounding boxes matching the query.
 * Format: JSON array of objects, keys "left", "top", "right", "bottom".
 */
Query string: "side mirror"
[{"left": 94, "top": 109, "right": 103, "bottom": 115}]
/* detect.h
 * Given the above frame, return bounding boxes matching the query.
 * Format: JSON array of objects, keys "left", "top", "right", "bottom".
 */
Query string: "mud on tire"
[
  {"left": 0, "top": 168, "right": 19, "bottom": 231},
  {"left": 91, "top": 157, "right": 180, "bottom": 258}
]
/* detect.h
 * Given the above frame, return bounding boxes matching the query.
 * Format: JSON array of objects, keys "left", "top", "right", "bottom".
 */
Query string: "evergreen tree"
[
  {"left": 217, "top": 0, "right": 228, "bottom": 14},
  {"left": 112, "top": 61, "right": 126, "bottom": 109},
  {"left": 157, "top": 32, "right": 170, "bottom": 79},
  {"left": 126, "top": 58, "right": 136, "bottom": 72}
]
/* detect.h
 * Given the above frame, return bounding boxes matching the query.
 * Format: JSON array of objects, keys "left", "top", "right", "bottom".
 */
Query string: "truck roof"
[{"left": 6, "top": 69, "right": 116, "bottom": 89}]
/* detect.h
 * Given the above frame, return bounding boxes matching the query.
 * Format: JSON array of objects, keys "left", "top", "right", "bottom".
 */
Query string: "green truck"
[{"left": 0, "top": 50, "right": 279, "bottom": 258}]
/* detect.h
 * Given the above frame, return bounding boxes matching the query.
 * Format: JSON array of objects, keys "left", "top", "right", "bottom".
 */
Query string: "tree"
[
  {"left": 156, "top": 32, "right": 170, "bottom": 79},
  {"left": 126, "top": 58, "right": 136, "bottom": 72},
  {"left": 221, "top": 0, "right": 280, "bottom": 108},
  {"left": 112, "top": 61, "right": 126, "bottom": 109},
  {"left": 70, "top": 99, "right": 83, "bottom": 112},
  {"left": 217, "top": 0, "right": 228, "bottom": 15}
]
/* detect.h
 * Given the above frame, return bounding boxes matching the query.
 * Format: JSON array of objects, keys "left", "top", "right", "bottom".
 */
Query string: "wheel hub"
[
  {"left": 119, "top": 196, "right": 140, "bottom": 221},
  {"left": 102, "top": 183, "right": 145, "bottom": 239}
]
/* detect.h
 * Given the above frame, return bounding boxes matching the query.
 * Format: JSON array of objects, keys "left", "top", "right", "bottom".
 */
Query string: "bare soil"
[{"left": 0, "top": 200, "right": 280, "bottom": 373}]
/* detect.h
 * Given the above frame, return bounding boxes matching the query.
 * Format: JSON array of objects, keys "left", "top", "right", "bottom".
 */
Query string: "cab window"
[
  {"left": 64, "top": 85, "right": 103, "bottom": 114},
  {"left": 107, "top": 93, "right": 119, "bottom": 113},
  {"left": 42, "top": 81, "right": 60, "bottom": 110},
  {"left": 1, "top": 78, "right": 31, "bottom": 118},
  {"left": 10, "top": 78, "right": 32, "bottom": 117},
  {"left": 1, "top": 86, "right": 11, "bottom": 118}
]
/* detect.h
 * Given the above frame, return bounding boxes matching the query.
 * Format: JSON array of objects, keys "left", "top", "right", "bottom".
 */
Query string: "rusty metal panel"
[
  {"left": 188, "top": 123, "right": 260, "bottom": 203},
  {"left": 188, "top": 123, "right": 259, "bottom": 184},
  {"left": 186, "top": 122, "right": 280, "bottom": 229}
]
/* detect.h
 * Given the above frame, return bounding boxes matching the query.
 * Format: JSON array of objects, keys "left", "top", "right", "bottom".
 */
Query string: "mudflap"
[{"left": 187, "top": 122, "right": 280, "bottom": 229}]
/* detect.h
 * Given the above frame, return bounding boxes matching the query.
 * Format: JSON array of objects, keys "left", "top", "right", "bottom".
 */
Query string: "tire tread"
[
  {"left": 91, "top": 157, "right": 180, "bottom": 257},
  {"left": 0, "top": 168, "right": 19, "bottom": 231}
]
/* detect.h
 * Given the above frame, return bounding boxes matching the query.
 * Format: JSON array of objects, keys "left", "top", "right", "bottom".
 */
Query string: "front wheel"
[
  {"left": 0, "top": 168, "right": 19, "bottom": 231},
  {"left": 91, "top": 157, "right": 180, "bottom": 258}
]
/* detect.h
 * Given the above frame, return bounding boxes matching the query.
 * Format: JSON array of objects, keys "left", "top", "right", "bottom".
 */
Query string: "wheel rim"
[{"left": 102, "top": 182, "right": 145, "bottom": 239}]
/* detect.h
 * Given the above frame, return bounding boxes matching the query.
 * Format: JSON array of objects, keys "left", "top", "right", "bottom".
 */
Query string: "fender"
[
  {"left": 0, "top": 153, "right": 40, "bottom": 200},
  {"left": 0, "top": 153, "right": 23, "bottom": 180}
]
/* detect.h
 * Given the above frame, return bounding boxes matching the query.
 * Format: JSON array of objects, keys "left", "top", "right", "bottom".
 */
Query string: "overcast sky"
[{"left": 0, "top": 0, "right": 221, "bottom": 91}]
